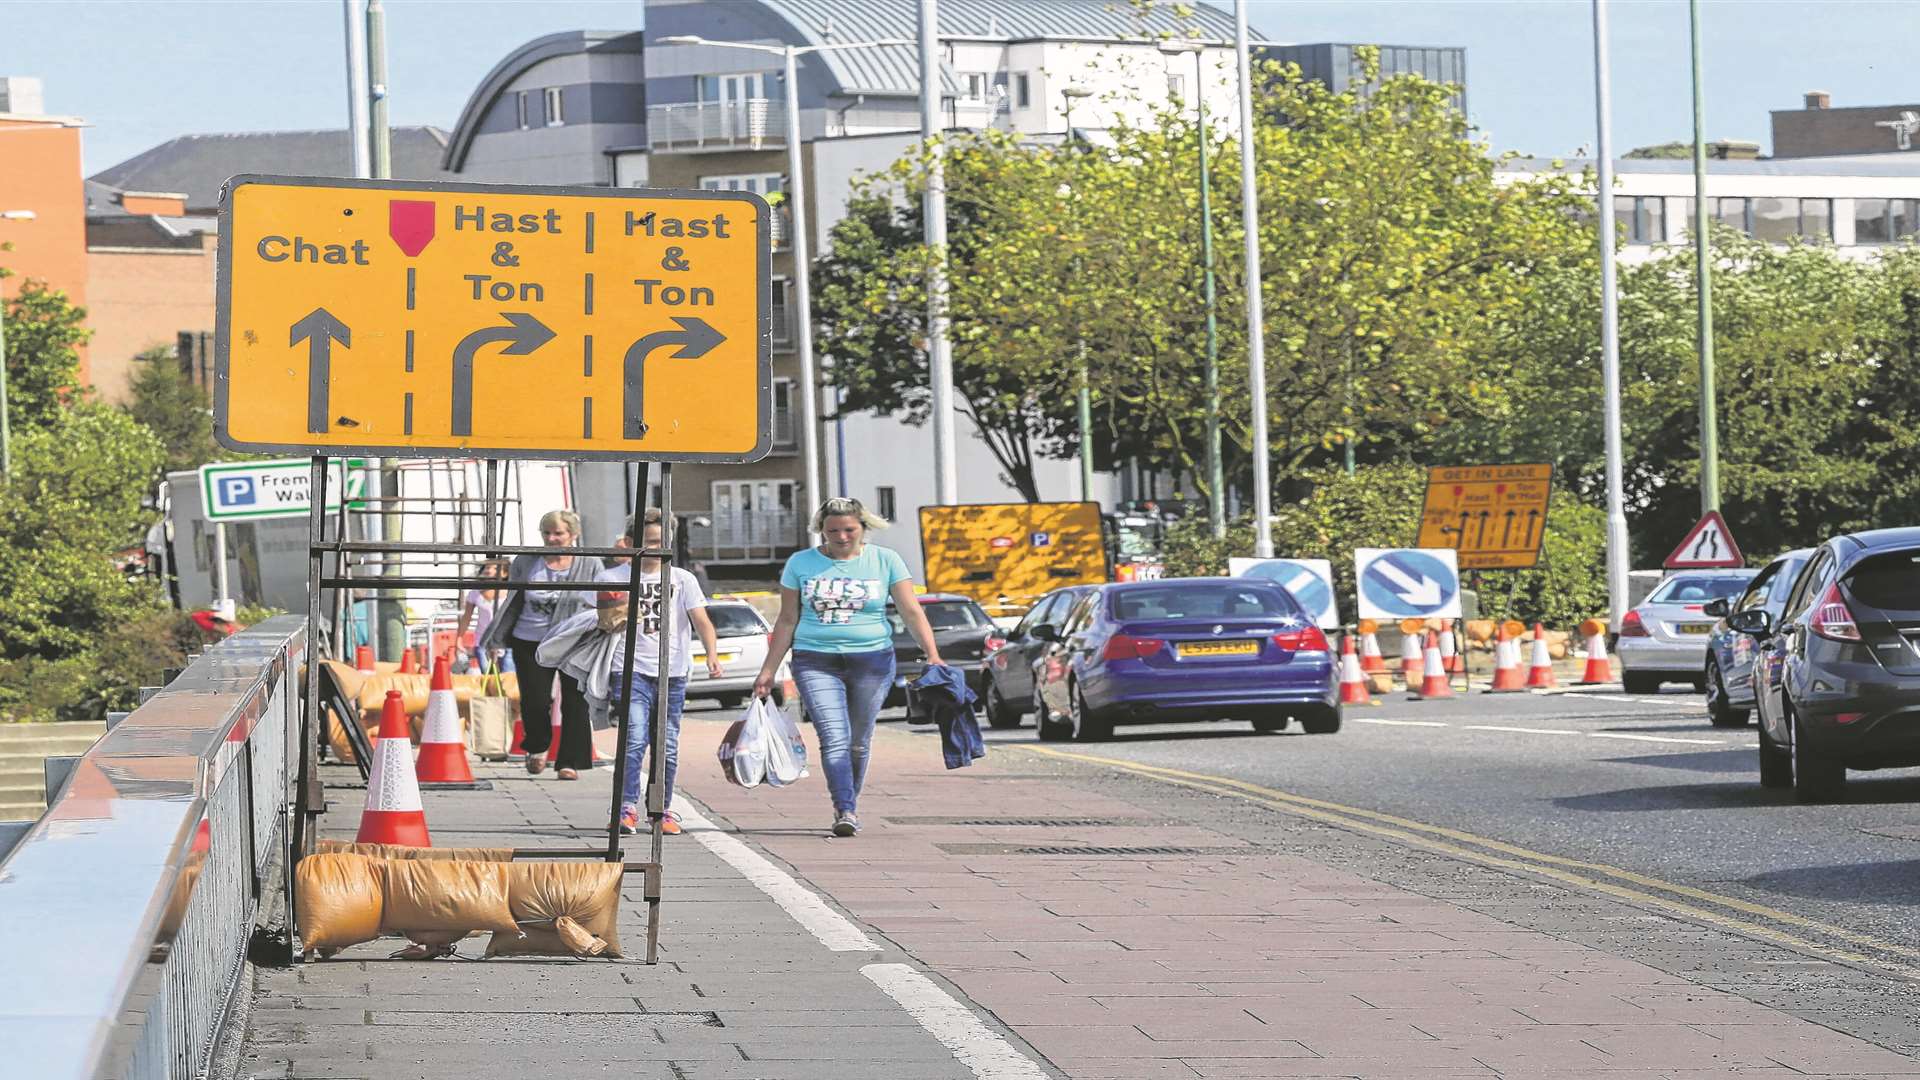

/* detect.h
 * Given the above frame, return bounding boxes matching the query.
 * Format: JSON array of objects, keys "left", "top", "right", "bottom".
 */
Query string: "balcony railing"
[
  {"left": 648, "top": 99, "right": 787, "bottom": 153},
  {"left": 689, "top": 509, "right": 802, "bottom": 563}
]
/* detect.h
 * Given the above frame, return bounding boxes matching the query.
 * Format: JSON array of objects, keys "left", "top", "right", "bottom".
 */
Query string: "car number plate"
[
  {"left": 1677, "top": 622, "right": 1714, "bottom": 635},
  {"left": 1177, "top": 640, "right": 1259, "bottom": 657}
]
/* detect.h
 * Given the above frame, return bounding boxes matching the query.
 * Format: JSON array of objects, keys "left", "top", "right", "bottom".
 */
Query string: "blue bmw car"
[
  {"left": 1701, "top": 549, "right": 1811, "bottom": 727},
  {"left": 1030, "top": 578, "right": 1339, "bottom": 741}
]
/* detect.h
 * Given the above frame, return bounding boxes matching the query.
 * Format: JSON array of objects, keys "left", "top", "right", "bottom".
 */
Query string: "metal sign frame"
[{"left": 213, "top": 174, "right": 773, "bottom": 463}]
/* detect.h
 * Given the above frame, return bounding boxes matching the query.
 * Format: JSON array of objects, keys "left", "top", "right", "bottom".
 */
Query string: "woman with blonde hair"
[
  {"left": 478, "top": 509, "right": 601, "bottom": 778},
  {"left": 754, "top": 497, "right": 944, "bottom": 836}
]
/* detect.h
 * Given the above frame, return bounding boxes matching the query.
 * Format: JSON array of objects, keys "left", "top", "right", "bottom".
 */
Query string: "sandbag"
[
  {"left": 378, "top": 858, "right": 518, "bottom": 946},
  {"left": 485, "top": 861, "right": 623, "bottom": 958},
  {"left": 296, "top": 853, "right": 385, "bottom": 958},
  {"left": 318, "top": 840, "right": 515, "bottom": 862}
]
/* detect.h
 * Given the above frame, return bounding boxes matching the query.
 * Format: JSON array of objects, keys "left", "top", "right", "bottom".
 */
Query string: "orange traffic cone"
[
  {"left": 354, "top": 645, "right": 375, "bottom": 673},
  {"left": 1439, "top": 621, "right": 1463, "bottom": 674},
  {"left": 357, "top": 690, "right": 430, "bottom": 846},
  {"left": 415, "top": 657, "right": 475, "bottom": 784},
  {"left": 1413, "top": 631, "right": 1454, "bottom": 699},
  {"left": 1488, "top": 621, "right": 1527, "bottom": 692},
  {"left": 1398, "top": 620, "right": 1424, "bottom": 686},
  {"left": 1338, "top": 634, "right": 1373, "bottom": 705},
  {"left": 1525, "top": 623, "right": 1557, "bottom": 688},
  {"left": 398, "top": 647, "right": 416, "bottom": 675},
  {"left": 1357, "top": 620, "right": 1387, "bottom": 673},
  {"left": 1577, "top": 618, "right": 1614, "bottom": 685}
]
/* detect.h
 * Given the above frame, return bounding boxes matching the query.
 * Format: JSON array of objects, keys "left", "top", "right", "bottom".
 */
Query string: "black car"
[
  {"left": 981, "top": 585, "right": 1098, "bottom": 729},
  {"left": 1734, "top": 529, "right": 1920, "bottom": 801},
  {"left": 885, "top": 594, "right": 1004, "bottom": 716}
]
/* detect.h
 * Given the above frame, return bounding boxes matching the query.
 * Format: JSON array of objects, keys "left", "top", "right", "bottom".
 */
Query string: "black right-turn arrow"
[
  {"left": 290, "top": 307, "right": 351, "bottom": 433},
  {"left": 623, "top": 316, "right": 726, "bottom": 439}
]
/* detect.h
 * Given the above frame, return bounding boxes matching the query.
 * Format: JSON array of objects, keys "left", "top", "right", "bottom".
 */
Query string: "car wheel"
[
  {"left": 1069, "top": 683, "right": 1112, "bottom": 742},
  {"left": 715, "top": 693, "right": 744, "bottom": 711},
  {"left": 1757, "top": 720, "right": 1791, "bottom": 789},
  {"left": 985, "top": 685, "right": 1024, "bottom": 730},
  {"left": 1704, "top": 659, "right": 1750, "bottom": 728},
  {"left": 1621, "top": 671, "right": 1661, "bottom": 694},
  {"left": 1298, "top": 705, "right": 1342, "bottom": 735},
  {"left": 1789, "top": 705, "right": 1845, "bottom": 803},
  {"left": 1251, "top": 714, "right": 1289, "bottom": 734},
  {"left": 1035, "top": 694, "right": 1073, "bottom": 742}
]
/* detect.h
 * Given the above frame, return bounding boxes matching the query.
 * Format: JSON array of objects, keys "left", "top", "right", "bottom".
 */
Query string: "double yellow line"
[{"left": 1022, "top": 747, "right": 1920, "bottom": 979}]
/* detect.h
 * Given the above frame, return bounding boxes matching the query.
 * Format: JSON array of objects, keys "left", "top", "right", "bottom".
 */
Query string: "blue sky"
[{"left": 2, "top": 0, "right": 1916, "bottom": 175}]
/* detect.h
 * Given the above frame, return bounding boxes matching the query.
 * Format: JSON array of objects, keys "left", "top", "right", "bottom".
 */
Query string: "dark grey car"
[
  {"left": 1734, "top": 529, "right": 1920, "bottom": 802},
  {"left": 981, "top": 585, "right": 1097, "bottom": 729},
  {"left": 1700, "top": 550, "right": 1811, "bottom": 727}
]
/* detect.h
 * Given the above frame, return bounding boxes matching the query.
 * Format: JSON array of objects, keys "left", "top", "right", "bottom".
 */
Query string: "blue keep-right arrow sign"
[{"left": 1357, "top": 549, "right": 1459, "bottom": 619}]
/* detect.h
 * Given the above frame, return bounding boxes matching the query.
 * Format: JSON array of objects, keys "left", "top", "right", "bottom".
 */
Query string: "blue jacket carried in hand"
[{"left": 910, "top": 664, "right": 986, "bottom": 769}]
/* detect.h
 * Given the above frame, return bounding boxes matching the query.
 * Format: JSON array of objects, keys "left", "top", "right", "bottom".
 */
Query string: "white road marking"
[
  {"left": 1464, "top": 725, "right": 1582, "bottom": 736},
  {"left": 1587, "top": 731, "right": 1726, "bottom": 745},
  {"left": 1354, "top": 717, "right": 1450, "bottom": 727},
  {"left": 676, "top": 799, "right": 1052, "bottom": 1079},
  {"left": 863, "top": 964, "right": 1052, "bottom": 1080},
  {"left": 673, "top": 799, "right": 880, "bottom": 951}
]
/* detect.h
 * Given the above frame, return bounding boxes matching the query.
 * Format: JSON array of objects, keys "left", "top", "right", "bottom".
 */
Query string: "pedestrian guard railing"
[{"left": 0, "top": 616, "right": 304, "bottom": 1080}]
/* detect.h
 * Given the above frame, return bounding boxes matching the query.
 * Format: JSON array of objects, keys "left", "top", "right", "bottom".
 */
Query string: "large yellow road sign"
[
  {"left": 1415, "top": 463, "right": 1554, "bottom": 569},
  {"left": 215, "top": 175, "right": 771, "bottom": 462}
]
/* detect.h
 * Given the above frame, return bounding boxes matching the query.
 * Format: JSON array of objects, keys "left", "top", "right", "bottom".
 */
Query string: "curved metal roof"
[
  {"left": 442, "top": 30, "right": 644, "bottom": 172},
  {"left": 757, "top": 0, "right": 1241, "bottom": 98}
]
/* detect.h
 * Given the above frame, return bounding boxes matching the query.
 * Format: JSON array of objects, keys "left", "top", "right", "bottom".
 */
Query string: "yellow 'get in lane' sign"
[
  {"left": 1415, "top": 463, "right": 1554, "bottom": 569},
  {"left": 214, "top": 175, "right": 771, "bottom": 462}
]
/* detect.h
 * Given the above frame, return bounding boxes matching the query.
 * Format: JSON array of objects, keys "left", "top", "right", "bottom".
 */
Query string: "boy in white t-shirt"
[{"left": 600, "top": 510, "right": 723, "bottom": 835}]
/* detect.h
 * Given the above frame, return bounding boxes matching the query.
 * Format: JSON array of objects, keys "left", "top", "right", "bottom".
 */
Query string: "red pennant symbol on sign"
[{"left": 388, "top": 200, "right": 434, "bottom": 256}]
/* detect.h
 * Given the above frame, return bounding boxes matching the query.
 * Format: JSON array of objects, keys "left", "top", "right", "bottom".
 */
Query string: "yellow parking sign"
[{"left": 214, "top": 175, "right": 771, "bottom": 462}]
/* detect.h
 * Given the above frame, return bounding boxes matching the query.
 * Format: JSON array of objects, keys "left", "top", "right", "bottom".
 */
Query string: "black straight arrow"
[
  {"left": 623, "top": 316, "right": 726, "bottom": 439},
  {"left": 1502, "top": 509, "right": 1516, "bottom": 545},
  {"left": 290, "top": 307, "right": 350, "bottom": 434},
  {"left": 451, "top": 312, "right": 556, "bottom": 437},
  {"left": 1524, "top": 508, "right": 1542, "bottom": 547},
  {"left": 1475, "top": 510, "right": 1491, "bottom": 546}
]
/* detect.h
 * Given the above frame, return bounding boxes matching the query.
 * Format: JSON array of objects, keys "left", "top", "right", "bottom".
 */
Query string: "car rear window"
[
  {"left": 1845, "top": 550, "right": 1920, "bottom": 612},
  {"left": 1109, "top": 584, "right": 1298, "bottom": 620},
  {"left": 887, "top": 601, "right": 989, "bottom": 634},
  {"left": 707, "top": 605, "right": 766, "bottom": 638},
  {"left": 1647, "top": 575, "right": 1750, "bottom": 604}
]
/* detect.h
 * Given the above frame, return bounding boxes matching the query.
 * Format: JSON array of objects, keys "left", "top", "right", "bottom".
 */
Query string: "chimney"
[
  {"left": 0, "top": 76, "right": 45, "bottom": 115},
  {"left": 1804, "top": 90, "right": 1830, "bottom": 110}
]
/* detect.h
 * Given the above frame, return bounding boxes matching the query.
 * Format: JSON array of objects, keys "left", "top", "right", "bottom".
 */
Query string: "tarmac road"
[{"left": 935, "top": 682, "right": 1920, "bottom": 1056}]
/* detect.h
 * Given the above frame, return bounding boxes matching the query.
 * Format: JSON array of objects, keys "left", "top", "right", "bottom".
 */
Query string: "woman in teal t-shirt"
[{"left": 754, "top": 497, "right": 944, "bottom": 836}]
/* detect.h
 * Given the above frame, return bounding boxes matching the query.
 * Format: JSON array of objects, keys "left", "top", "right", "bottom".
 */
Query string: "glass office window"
[
  {"left": 1799, "top": 198, "right": 1831, "bottom": 240},
  {"left": 1856, "top": 198, "right": 1891, "bottom": 243},
  {"left": 1752, "top": 198, "right": 1796, "bottom": 242},
  {"left": 1713, "top": 197, "right": 1750, "bottom": 235}
]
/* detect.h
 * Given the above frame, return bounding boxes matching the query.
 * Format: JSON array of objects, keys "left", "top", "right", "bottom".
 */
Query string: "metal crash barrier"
[{"left": 0, "top": 616, "right": 304, "bottom": 1080}]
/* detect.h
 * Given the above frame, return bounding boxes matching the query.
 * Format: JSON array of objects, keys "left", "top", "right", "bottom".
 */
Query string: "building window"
[
  {"left": 1167, "top": 72, "right": 1185, "bottom": 100},
  {"left": 1751, "top": 197, "right": 1832, "bottom": 242},
  {"left": 515, "top": 90, "right": 529, "bottom": 130},
  {"left": 875, "top": 486, "right": 897, "bottom": 522},
  {"left": 543, "top": 86, "right": 565, "bottom": 127},
  {"left": 1015, "top": 73, "right": 1031, "bottom": 109},
  {"left": 701, "top": 173, "right": 787, "bottom": 247},
  {"left": 771, "top": 378, "right": 795, "bottom": 448},
  {"left": 1713, "top": 196, "right": 1750, "bottom": 236},
  {"left": 1612, "top": 195, "right": 1664, "bottom": 245},
  {"left": 1854, "top": 198, "right": 1920, "bottom": 244},
  {"left": 770, "top": 277, "right": 793, "bottom": 347},
  {"left": 963, "top": 73, "right": 989, "bottom": 102}
]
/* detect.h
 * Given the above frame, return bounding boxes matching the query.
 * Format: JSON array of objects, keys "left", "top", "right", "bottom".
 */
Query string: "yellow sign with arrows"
[
  {"left": 1415, "top": 464, "right": 1554, "bottom": 569},
  {"left": 214, "top": 175, "right": 771, "bottom": 462}
]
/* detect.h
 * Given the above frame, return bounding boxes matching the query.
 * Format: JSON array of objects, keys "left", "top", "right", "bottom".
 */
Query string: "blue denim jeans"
[
  {"left": 619, "top": 673, "right": 686, "bottom": 813},
  {"left": 791, "top": 648, "right": 896, "bottom": 815}
]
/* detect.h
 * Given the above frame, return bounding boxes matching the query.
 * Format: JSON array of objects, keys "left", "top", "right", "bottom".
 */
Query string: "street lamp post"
[
  {"left": 658, "top": 35, "right": 909, "bottom": 521},
  {"left": 1688, "top": 0, "right": 1719, "bottom": 515},
  {"left": 1061, "top": 86, "right": 1095, "bottom": 504},
  {"left": 1163, "top": 41, "right": 1224, "bottom": 539},
  {"left": 1232, "top": 1, "right": 1273, "bottom": 558},
  {"left": 1591, "top": 0, "right": 1631, "bottom": 631},
  {"left": 0, "top": 208, "right": 32, "bottom": 478}
]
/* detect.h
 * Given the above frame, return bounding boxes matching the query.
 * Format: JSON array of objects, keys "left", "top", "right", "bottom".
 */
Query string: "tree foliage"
[{"left": 127, "top": 345, "right": 225, "bottom": 474}]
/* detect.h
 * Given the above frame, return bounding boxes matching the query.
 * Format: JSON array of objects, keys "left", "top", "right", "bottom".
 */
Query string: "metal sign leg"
[{"left": 647, "top": 462, "right": 674, "bottom": 965}]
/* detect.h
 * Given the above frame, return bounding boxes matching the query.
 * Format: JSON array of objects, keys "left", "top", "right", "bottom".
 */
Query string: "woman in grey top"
[{"left": 478, "top": 509, "right": 601, "bottom": 777}]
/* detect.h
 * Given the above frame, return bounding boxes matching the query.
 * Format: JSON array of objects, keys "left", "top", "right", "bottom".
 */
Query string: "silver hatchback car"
[{"left": 1615, "top": 570, "right": 1756, "bottom": 693}]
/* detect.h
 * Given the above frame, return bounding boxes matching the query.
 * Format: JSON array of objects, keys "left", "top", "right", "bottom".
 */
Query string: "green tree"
[
  {"left": 126, "top": 345, "right": 224, "bottom": 474},
  {"left": 2, "top": 278, "right": 90, "bottom": 434}
]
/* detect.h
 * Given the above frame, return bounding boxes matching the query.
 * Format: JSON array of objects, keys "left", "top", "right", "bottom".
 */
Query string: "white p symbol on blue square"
[{"left": 220, "top": 476, "right": 257, "bottom": 507}]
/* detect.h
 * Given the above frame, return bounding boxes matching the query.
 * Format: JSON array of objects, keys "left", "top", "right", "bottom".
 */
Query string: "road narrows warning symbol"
[{"left": 1663, "top": 511, "right": 1744, "bottom": 569}]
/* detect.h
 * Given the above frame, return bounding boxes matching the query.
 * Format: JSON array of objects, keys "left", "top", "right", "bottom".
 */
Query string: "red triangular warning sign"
[{"left": 1663, "top": 511, "right": 1744, "bottom": 569}]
